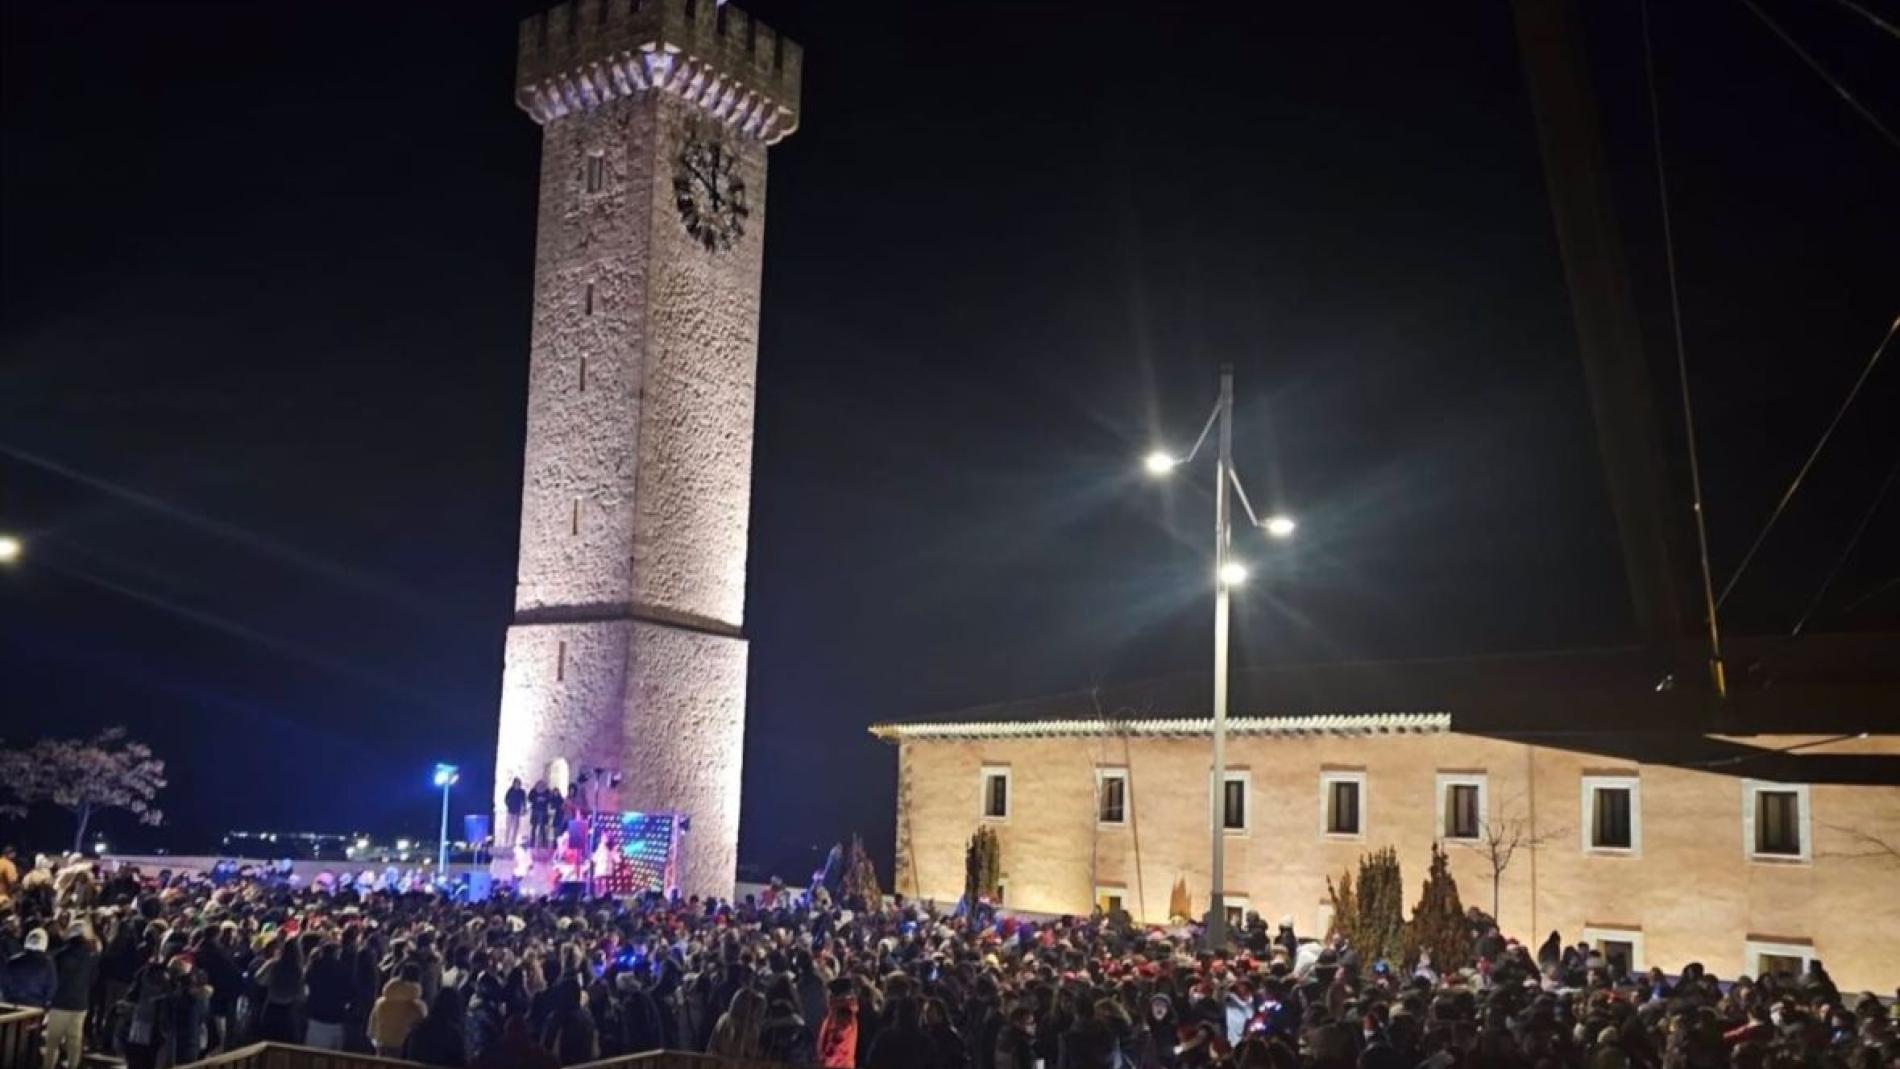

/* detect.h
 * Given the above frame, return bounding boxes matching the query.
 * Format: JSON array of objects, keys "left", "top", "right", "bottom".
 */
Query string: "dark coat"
[
  {"left": 51, "top": 939, "right": 100, "bottom": 1012},
  {"left": 1, "top": 950, "right": 56, "bottom": 1008},
  {"left": 760, "top": 1001, "right": 816, "bottom": 1065},
  {"left": 867, "top": 1021, "right": 934, "bottom": 1069}
]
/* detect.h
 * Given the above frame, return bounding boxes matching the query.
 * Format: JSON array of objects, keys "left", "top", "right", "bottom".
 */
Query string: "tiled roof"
[{"left": 869, "top": 711, "right": 1452, "bottom": 742}]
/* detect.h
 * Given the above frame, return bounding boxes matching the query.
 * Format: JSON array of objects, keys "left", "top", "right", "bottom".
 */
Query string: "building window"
[
  {"left": 1581, "top": 925, "right": 1645, "bottom": 976},
  {"left": 1581, "top": 775, "right": 1641, "bottom": 854},
  {"left": 1096, "top": 768, "right": 1128, "bottom": 827},
  {"left": 1320, "top": 770, "right": 1366, "bottom": 838},
  {"left": 584, "top": 282, "right": 596, "bottom": 316},
  {"left": 1095, "top": 886, "right": 1126, "bottom": 915},
  {"left": 585, "top": 153, "right": 604, "bottom": 193},
  {"left": 1221, "top": 895, "right": 1252, "bottom": 930},
  {"left": 578, "top": 357, "right": 588, "bottom": 392},
  {"left": 1743, "top": 938, "right": 1813, "bottom": 979},
  {"left": 1743, "top": 780, "right": 1810, "bottom": 862},
  {"left": 980, "top": 766, "right": 1010, "bottom": 822},
  {"left": 555, "top": 640, "right": 566, "bottom": 682},
  {"left": 1436, "top": 772, "right": 1486, "bottom": 841},
  {"left": 1212, "top": 770, "right": 1250, "bottom": 834}
]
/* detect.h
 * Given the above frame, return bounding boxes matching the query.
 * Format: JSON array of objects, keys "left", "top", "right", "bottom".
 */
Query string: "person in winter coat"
[
  {"left": 709, "top": 987, "right": 768, "bottom": 1058},
  {"left": 466, "top": 972, "right": 509, "bottom": 1062},
  {"left": 923, "top": 996, "right": 970, "bottom": 1069},
  {"left": 994, "top": 1005, "right": 1039, "bottom": 1069},
  {"left": 540, "top": 981, "right": 599, "bottom": 1066},
  {"left": 404, "top": 986, "right": 470, "bottom": 1067},
  {"left": 1057, "top": 998, "right": 1119, "bottom": 1069},
  {"left": 303, "top": 940, "right": 354, "bottom": 1050},
  {"left": 472, "top": 1013, "right": 557, "bottom": 1069},
  {"left": 252, "top": 936, "right": 305, "bottom": 1043},
  {"left": 46, "top": 924, "right": 99, "bottom": 1069},
  {"left": 370, "top": 964, "right": 430, "bottom": 1056},
  {"left": 759, "top": 993, "right": 816, "bottom": 1065},
  {"left": 1, "top": 928, "right": 56, "bottom": 1008},
  {"left": 866, "top": 996, "right": 934, "bottom": 1069},
  {"left": 817, "top": 977, "right": 860, "bottom": 1068}
]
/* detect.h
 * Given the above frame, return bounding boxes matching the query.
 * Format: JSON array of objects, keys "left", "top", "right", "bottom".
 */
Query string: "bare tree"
[
  {"left": 1819, "top": 824, "right": 1900, "bottom": 863},
  {"left": 1455, "top": 798, "right": 1562, "bottom": 927}
]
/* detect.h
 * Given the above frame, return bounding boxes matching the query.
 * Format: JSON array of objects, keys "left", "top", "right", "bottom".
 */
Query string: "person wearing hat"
[
  {"left": 0, "top": 927, "right": 56, "bottom": 1008},
  {"left": 45, "top": 922, "right": 99, "bottom": 1069}
]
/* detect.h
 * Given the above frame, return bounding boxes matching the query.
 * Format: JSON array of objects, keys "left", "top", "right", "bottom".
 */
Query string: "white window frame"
[
  {"left": 1743, "top": 938, "right": 1814, "bottom": 978},
  {"left": 1581, "top": 925, "right": 1646, "bottom": 973},
  {"left": 1580, "top": 775, "right": 1641, "bottom": 856},
  {"left": 979, "top": 765, "right": 1011, "bottom": 823},
  {"left": 1320, "top": 770, "right": 1367, "bottom": 840},
  {"left": 1742, "top": 780, "right": 1811, "bottom": 864},
  {"left": 1094, "top": 884, "right": 1128, "bottom": 914},
  {"left": 1211, "top": 769, "right": 1252, "bottom": 836},
  {"left": 1095, "top": 767, "right": 1129, "bottom": 828},
  {"left": 1435, "top": 772, "right": 1488, "bottom": 842},
  {"left": 1220, "top": 894, "right": 1253, "bottom": 930}
]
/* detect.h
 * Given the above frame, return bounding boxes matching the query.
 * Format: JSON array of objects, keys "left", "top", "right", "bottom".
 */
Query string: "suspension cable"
[
  {"left": 1643, "top": 0, "right": 1728, "bottom": 698},
  {"left": 1735, "top": 0, "right": 1900, "bottom": 154},
  {"left": 1789, "top": 452, "right": 1900, "bottom": 638},
  {"left": 1821, "top": 0, "right": 1900, "bottom": 43},
  {"left": 1717, "top": 315, "right": 1900, "bottom": 608}
]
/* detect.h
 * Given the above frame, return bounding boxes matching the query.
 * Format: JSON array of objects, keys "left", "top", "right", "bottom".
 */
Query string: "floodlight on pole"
[
  {"left": 0, "top": 534, "right": 21, "bottom": 566},
  {"left": 1218, "top": 561, "right": 1250, "bottom": 586},
  {"left": 432, "top": 763, "right": 459, "bottom": 873},
  {"left": 1264, "top": 515, "right": 1296, "bottom": 539},
  {"left": 1143, "top": 451, "right": 1178, "bottom": 476}
]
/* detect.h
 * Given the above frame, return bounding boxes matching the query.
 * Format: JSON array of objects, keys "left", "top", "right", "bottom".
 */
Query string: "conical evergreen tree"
[
  {"left": 1355, "top": 847, "right": 1406, "bottom": 963},
  {"left": 1326, "top": 869, "right": 1357, "bottom": 944},
  {"left": 1404, "top": 843, "right": 1470, "bottom": 971}
]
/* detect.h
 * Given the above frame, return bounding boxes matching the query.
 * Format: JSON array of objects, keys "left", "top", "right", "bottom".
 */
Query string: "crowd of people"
[{"left": 0, "top": 842, "right": 1893, "bottom": 1069}]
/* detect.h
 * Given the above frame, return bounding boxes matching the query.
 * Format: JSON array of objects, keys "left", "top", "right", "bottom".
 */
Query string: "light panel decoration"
[{"left": 590, "top": 811, "right": 681, "bottom": 896}]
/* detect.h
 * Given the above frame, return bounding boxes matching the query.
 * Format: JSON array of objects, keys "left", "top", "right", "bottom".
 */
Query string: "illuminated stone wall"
[
  {"left": 891, "top": 730, "right": 1900, "bottom": 991},
  {"left": 494, "top": 0, "right": 797, "bottom": 898}
]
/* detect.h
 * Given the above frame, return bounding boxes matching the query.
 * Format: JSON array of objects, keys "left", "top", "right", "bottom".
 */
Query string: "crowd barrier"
[
  {"left": 175, "top": 1044, "right": 791, "bottom": 1069},
  {"left": 0, "top": 1004, "right": 44, "bottom": 1068}
]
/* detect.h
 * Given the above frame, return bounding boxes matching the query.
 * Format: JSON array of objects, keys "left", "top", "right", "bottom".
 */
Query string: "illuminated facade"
[
  {"left": 876, "top": 713, "right": 1900, "bottom": 992},
  {"left": 493, "top": 0, "right": 801, "bottom": 897}
]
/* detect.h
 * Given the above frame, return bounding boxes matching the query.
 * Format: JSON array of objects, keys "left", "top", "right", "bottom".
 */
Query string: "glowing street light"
[
  {"left": 1139, "top": 364, "right": 1298, "bottom": 949},
  {"left": 0, "top": 534, "right": 21, "bottom": 565},
  {"left": 432, "top": 763, "right": 459, "bottom": 872}
]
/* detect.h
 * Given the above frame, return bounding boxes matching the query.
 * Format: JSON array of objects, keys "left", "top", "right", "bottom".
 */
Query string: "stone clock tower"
[{"left": 493, "top": 0, "right": 800, "bottom": 897}]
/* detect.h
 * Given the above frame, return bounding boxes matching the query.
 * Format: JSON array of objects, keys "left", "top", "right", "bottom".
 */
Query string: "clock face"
[{"left": 672, "top": 133, "right": 748, "bottom": 253}]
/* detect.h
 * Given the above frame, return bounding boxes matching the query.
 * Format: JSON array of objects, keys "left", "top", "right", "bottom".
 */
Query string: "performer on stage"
[
  {"left": 502, "top": 777, "right": 527, "bottom": 848},
  {"left": 528, "top": 779, "right": 554, "bottom": 849}
]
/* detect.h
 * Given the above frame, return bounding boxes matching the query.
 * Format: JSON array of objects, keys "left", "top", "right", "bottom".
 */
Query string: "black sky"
[{"left": 2, "top": 0, "right": 1895, "bottom": 874}]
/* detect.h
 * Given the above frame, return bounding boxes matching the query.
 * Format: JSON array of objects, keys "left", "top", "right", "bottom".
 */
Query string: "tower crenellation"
[{"left": 516, "top": 0, "right": 801, "bottom": 141}]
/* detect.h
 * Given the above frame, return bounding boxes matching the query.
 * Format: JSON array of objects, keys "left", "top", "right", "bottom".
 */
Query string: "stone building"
[
  {"left": 873, "top": 647, "right": 1900, "bottom": 992},
  {"left": 492, "top": 0, "right": 800, "bottom": 897}
]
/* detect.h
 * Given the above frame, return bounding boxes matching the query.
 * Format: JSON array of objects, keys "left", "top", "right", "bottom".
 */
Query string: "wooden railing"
[
  {"left": 0, "top": 1003, "right": 45, "bottom": 1068},
  {"left": 176, "top": 1045, "right": 792, "bottom": 1069}
]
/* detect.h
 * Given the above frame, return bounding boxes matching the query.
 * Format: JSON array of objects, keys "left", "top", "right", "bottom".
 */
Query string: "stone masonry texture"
[{"left": 495, "top": 0, "right": 799, "bottom": 899}]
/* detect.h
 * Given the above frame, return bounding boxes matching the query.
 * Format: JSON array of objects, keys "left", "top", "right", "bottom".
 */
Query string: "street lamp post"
[
  {"left": 433, "top": 763, "right": 460, "bottom": 874},
  {"left": 1145, "top": 364, "right": 1294, "bottom": 949},
  {"left": 1209, "top": 367, "right": 1235, "bottom": 948}
]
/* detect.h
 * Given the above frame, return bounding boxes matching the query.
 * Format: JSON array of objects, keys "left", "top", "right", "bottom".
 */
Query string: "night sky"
[{"left": 2, "top": 0, "right": 1895, "bottom": 874}]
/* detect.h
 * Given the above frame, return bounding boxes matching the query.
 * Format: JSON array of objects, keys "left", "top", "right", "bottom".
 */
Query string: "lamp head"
[
  {"left": 1263, "top": 515, "right": 1296, "bottom": 539},
  {"left": 1143, "top": 451, "right": 1177, "bottom": 477},
  {"left": 432, "top": 763, "right": 460, "bottom": 788},
  {"left": 0, "top": 534, "right": 21, "bottom": 565},
  {"left": 1218, "top": 561, "right": 1250, "bottom": 586}
]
